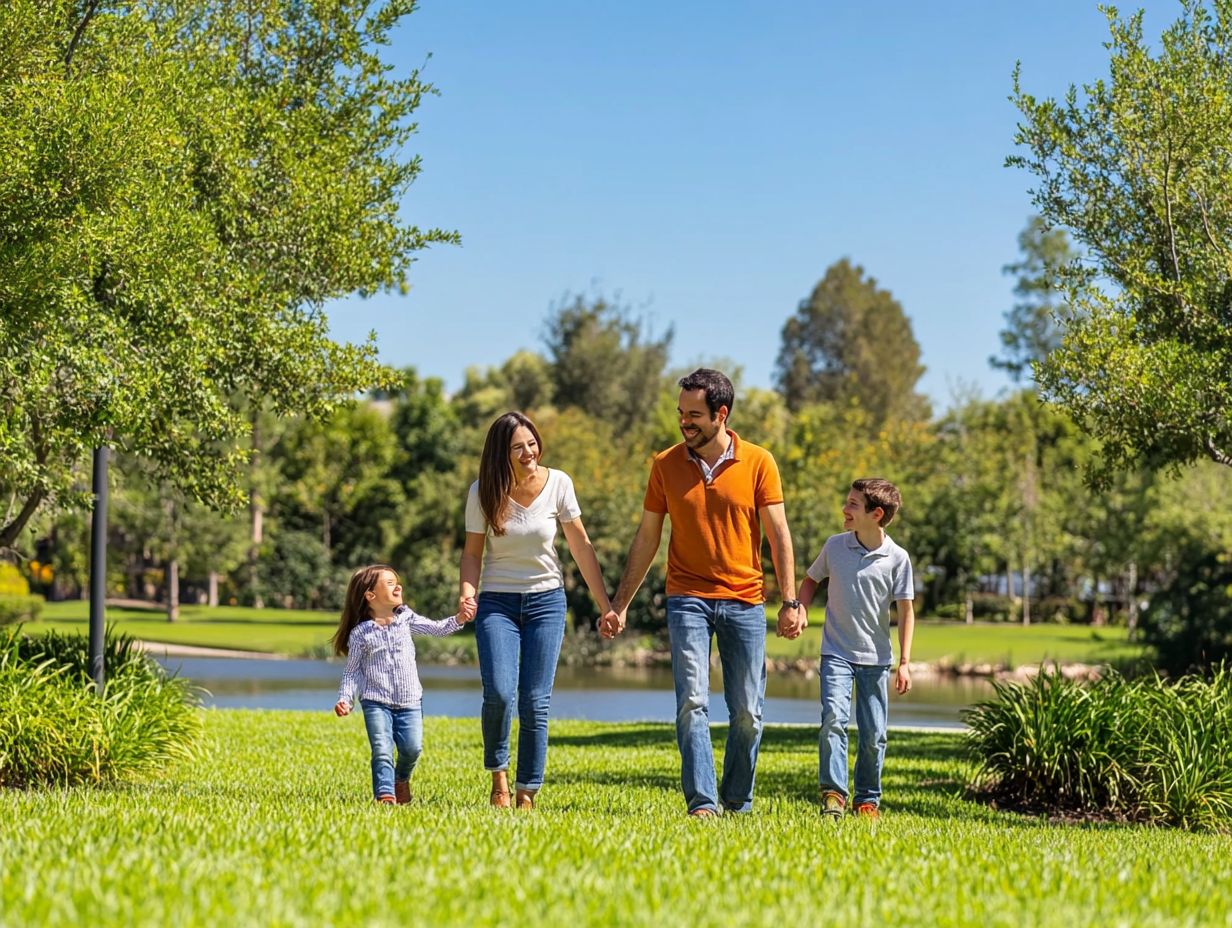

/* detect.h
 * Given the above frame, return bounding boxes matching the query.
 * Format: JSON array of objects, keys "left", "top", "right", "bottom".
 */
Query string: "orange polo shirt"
[{"left": 643, "top": 430, "right": 784, "bottom": 603}]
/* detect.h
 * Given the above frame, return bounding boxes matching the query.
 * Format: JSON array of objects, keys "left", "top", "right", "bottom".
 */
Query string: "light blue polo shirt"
[{"left": 806, "top": 531, "right": 914, "bottom": 665}]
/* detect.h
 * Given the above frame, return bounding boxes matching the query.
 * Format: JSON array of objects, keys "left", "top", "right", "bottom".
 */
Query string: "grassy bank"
[
  {"left": 34, "top": 601, "right": 1149, "bottom": 669},
  {"left": 0, "top": 712, "right": 1227, "bottom": 926}
]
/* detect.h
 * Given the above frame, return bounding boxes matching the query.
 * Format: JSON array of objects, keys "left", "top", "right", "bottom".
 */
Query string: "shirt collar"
[{"left": 846, "top": 531, "right": 891, "bottom": 557}]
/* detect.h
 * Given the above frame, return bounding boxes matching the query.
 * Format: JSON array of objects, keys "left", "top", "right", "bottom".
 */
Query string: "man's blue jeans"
[
  {"left": 360, "top": 700, "right": 423, "bottom": 800},
  {"left": 818, "top": 655, "right": 890, "bottom": 807},
  {"left": 666, "top": 595, "right": 767, "bottom": 814},
  {"left": 475, "top": 587, "right": 566, "bottom": 791}
]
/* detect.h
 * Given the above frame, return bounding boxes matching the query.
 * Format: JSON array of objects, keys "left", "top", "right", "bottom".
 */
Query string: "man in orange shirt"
[{"left": 601, "top": 368, "right": 803, "bottom": 817}]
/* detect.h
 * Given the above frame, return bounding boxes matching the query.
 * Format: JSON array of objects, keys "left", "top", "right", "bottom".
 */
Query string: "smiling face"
[
  {"left": 842, "top": 490, "right": 884, "bottom": 534},
  {"left": 508, "top": 425, "right": 540, "bottom": 480},
  {"left": 364, "top": 569, "right": 403, "bottom": 614},
  {"left": 677, "top": 388, "right": 726, "bottom": 451}
]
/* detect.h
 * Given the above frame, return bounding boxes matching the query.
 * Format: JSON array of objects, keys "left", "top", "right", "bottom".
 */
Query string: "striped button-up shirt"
[{"left": 336, "top": 605, "right": 461, "bottom": 709}]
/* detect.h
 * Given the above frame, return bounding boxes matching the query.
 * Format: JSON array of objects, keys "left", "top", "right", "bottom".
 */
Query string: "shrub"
[
  {"left": 0, "top": 595, "right": 44, "bottom": 626},
  {"left": 0, "top": 563, "right": 30, "bottom": 595},
  {"left": 1140, "top": 540, "right": 1232, "bottom": 677},
  {"left": 0, "top": 627, "right": 203, "bottom": 788},
  {"left": 964, "top": 666, "right": 1232, "bottom": 831}
]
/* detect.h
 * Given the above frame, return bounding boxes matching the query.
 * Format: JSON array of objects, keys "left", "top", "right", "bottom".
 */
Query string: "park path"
[{"left": 134, "top": 640, "right": 285, "bottom": 660}]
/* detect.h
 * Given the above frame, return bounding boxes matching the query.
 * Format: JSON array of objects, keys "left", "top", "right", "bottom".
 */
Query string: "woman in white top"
[{"left": 459, "top": 411, "right": 611, "bottom": 810}]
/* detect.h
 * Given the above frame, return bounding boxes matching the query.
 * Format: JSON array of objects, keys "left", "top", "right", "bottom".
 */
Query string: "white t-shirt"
[{"left": 465, "top": 468, "right": 582, "bottom": 593}]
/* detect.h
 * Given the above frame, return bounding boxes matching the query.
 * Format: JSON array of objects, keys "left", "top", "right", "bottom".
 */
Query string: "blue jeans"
[
  {"left": 360, "top": 701, "right": 423, "bottom": 800},
  {"left": 475, "top": 587, "right": 566, "bottom": 791},
  {"left": 818, "top": 655, "right": 890, "bottom": 807},
  {"left": 667, "top": 595, "right": 767, "bottom": 814}
]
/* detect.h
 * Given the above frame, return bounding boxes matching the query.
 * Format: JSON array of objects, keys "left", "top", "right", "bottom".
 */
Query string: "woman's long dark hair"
[
  {"left": 478, "top": 411, "right": 543, "bottom": 537},
  {"left": 332, "top": 564, "right": 398, "bottom": 656}
]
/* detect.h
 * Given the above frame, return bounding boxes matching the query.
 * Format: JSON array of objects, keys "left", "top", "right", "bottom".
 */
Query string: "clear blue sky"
[{"left": 323, "top": 0, "right": 1178, "bottom": 409}]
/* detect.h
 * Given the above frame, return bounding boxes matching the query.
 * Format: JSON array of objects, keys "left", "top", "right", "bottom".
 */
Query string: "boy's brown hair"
[{"left": 852, "top": 478, "right": 902, "bottom": 527}]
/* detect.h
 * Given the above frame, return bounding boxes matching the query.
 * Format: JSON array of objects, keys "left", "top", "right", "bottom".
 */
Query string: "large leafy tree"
[
  {"left": 774, "top": 259, "right": 929, "bottom": 422},
  {"left": 1010, "top": 1, "right": 1232, "bottom": 478},
  {"left": 0, "top": 0, "right": 455, "bottom": 552},
  {"left": 990, "top": 216, "right": 1080, "bottom": 382}
]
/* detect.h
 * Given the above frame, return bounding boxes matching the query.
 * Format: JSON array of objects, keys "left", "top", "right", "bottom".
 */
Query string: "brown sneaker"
[
  {"left": 515, "top": 789, "right": 535, "bottom": 811},
  {"left": 394, "top": 780, "right": 413, "bottom": 805},
  {"left": 853, "top": 802, "right": 880, "bottom": 820},
  {"left": 820, "top": 790, "right": 846, "bottom": 819},
  {"left": 490, "top": 787, "right": 512, "bottom": 809}
]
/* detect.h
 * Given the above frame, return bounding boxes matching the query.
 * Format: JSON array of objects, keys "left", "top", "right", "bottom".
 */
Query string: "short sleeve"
[
  {"left": 893, "top": 551, "right": 915, "bottom": 601},
  {"left": 464, "top": 481, "right": 487, "bottom": 534},
  {"left": 555, "top": 471, "right": 582, "bottom": 522},
  {"left": 805, "top": 539, "right": 831, "bottom": 583},
  {"left": 643, "top": 456, "right": 668, "bottom": 514},
  {"left": 753, "top": 450, "right": 784, "bottom": 509}
]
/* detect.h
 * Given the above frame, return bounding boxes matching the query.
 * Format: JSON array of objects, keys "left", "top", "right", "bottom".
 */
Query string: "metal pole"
[{"left": 89, "top": 445, "right": 109, "bottom": 695}]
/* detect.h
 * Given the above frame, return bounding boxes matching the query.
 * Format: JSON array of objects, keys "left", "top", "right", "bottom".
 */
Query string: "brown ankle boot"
[{"left": 394, "top": 780, "right": 413, "bottom": 805}]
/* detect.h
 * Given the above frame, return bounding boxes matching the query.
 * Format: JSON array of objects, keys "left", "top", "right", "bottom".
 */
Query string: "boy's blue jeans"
[
  {"left": 360, "top": 700, "right": 423, "bottom": 800},
  {"left": 818, "top": 655, "right": 889, "bottom": 807},
  {"left": 474, "top": 587, "right": 566, "bottom": 792},
  {"left": 667, "top": 595, "right": 767, "bottom": 814}
]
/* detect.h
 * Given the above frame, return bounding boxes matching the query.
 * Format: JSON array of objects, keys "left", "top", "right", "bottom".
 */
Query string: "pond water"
[{"left": 154, "top": 657, "right": 994, "bottom": 730}]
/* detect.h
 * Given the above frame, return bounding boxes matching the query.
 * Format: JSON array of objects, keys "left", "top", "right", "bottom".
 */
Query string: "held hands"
[
  {"left": 598, "top": 608, "right": 626, "bottom": 640},
  {"left": 895, "top": 662, "right": 912, "bottom": 695},
  {"left": 334, "top": 700, "right": 351, "bottom": 717},
  {"left": 776, "top": 602, "right": 807, "bottom": 639},
  {"left": 457, "top": 595, "right": 478, "bottom": 624}
]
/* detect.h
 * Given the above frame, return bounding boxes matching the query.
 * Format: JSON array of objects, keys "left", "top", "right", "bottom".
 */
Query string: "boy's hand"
[
  {"left": 334, "top": 700, "right": 351, "bottom": 717},
  {"left": 894, "top": 662, "right": 912, "bottom": 695}
]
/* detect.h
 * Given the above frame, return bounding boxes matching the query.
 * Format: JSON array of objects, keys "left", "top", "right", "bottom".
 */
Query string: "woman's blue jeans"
[
  {"left": 360, "top": 700, "right": 423, "bottom": 800},
  {"left": 818, "top": 655, "right": 889, "bottom": 807},
  {"left": 474, "top": 587, "right": 566, "bottom": 791},
  {"left": 666, "top": 595, "right": 767, "bottom": 814}
]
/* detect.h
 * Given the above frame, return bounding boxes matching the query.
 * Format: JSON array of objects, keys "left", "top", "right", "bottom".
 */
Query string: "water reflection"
[{"left": 155, "top": 657, "right": 990, "bottom": 730}]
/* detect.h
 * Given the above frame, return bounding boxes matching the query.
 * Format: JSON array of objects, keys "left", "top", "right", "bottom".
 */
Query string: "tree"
[
  {"left": 990, "top": 217, "right": 1080, "bottom": 382},
  {"left": 543, "top": 296, "right": 673, "bottom": 434},
  {"left": 774, "top": 259, "right": 929, "bottom": 421},
  {"left": 0, "top": 0, "right": 454, "bottom": 551},
  {"left": 1010, "top": 1, "right": 1232, "bottom": 479}
]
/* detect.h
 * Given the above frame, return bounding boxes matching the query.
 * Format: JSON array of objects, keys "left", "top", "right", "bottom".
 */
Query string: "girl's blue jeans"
[
  {"left": 360, "top": 700, "right": 423, "bottom": 800},
  {"left": 474, "top": 587, "right": 566, "bottom": 791},
  {"left": 818, "top": 655, "right": 889, "bottom": 807}
]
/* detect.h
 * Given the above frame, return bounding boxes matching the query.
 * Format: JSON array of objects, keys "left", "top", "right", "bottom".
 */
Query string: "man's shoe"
[
  {"left": 853, "top": 802, "right": 880, "bottom": 820},
  {"left": 820, "top": 790, "right": 846, "bottom": 819},
  {"left": 394, "top": 780, "right": 413, "bottom": 805}
]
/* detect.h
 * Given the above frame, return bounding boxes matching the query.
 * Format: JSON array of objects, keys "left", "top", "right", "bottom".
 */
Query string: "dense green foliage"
[
  {"left": 1141, "top": 539, "right": 1232, "bottom": 676},
  {"left": 0, "top": 0, "right": 454, "bottom": 548},
  {"left": 0, "top": 628, "right": 201, "bottom": 788},
  {"left": 1, "top": 712, "right": 1229, "bottom": 926},
  {"left": 964, "top": 667, "right": 1232, "bottom": 831},
  {"left": 1011, "top": 0, "right": 1232, "bottom": 477}
]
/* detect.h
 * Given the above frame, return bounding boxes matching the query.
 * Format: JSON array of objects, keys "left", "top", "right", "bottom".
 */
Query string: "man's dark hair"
[{"left": 678, "top": 368, "right": 735, "bottom": 419}]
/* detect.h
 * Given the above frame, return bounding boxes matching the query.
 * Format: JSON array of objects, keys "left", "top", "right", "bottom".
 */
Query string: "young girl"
[{"left": 333, "top": 564, "right": 475, "bottom": 804}]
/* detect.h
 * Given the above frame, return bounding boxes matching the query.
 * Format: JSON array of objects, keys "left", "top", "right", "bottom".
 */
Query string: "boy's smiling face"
[{"left": 842, "top": 490, "right": 884, "bottom": 533}]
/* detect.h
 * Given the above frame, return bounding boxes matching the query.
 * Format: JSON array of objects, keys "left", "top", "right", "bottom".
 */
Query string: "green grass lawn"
[
  {"left": 0, "top": 712, "right": 1227, "bottom": 926},
  {"left": 34, "top": 600, "right": 1149, "bottom": 668}
]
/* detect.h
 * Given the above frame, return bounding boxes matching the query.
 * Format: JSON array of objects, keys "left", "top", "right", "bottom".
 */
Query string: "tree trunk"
[
  {"left": 1022, "top": 560, "right": 1032, "bottom": 627},
  {"left": 208, "top": 570, "right": 219, "bottom": 608},
  {"left": 166, "top": 557, "right": 179, "bottom": 622},
  {"left": 1126, "top": 560, "right": 1139, "bottom": 639},
  {"left": 249, "top": 414, "right": 264, "bottom": 608},
  {"left": 965, "top": 592, "right": 974, "bottom": 625}
]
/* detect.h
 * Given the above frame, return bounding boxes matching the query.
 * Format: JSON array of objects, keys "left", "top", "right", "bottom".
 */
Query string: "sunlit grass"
[{"left": 1, "top": 712, "right": 1229, "bottom": 926}]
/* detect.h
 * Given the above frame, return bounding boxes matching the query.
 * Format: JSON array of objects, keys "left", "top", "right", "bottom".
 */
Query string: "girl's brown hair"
[
  {"left": 332, "top": 564, "right": 398, "bottom": 656},
  {"left": 478, "top": 411, "right": 543, "bottom": 536}
]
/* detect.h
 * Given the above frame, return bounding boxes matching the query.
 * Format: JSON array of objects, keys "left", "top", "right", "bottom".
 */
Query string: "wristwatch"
[{"left": 783, "top": 599, "right": 801, "bottom": 610}]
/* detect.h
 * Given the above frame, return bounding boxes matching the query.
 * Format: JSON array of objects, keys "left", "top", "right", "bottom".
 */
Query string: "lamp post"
[{"left": 89, "top": 445, "right": 109, "bottom": 694}]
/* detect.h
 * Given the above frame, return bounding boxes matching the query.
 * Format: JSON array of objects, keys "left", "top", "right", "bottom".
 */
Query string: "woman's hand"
[{"left": 457, "top": 595, "right": 478, "bottom": 624}]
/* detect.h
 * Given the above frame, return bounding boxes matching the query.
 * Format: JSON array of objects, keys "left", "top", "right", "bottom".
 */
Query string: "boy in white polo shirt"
[{"left": 792, "top": 478, "right": 915, "bottom": 820}]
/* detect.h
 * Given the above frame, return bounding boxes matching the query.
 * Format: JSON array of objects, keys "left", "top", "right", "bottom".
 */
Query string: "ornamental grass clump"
[
  {"left": 0, "top": 627, "right": 202, "bottom": 789},
  {"left": 964, "top": 666, "right": 1232, "bottom": 831}
]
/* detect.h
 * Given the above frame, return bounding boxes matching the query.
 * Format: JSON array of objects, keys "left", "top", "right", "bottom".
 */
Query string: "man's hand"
[
  {"left": 895, "top": 662, "right": 912, "bottom": 695},
  {"left": 334, "top": 700, "right": 351, "bottom": 717},
  {"left": 776, "top": 603, "right": 807, "bottom": 639},
  {"left": 598, "top": 608, "right": 626, "bottom": 640}
]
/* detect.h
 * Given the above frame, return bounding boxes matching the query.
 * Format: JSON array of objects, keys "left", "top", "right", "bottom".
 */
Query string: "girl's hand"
[
  {"left": 457, "top": 595, "right": 478, "bottom": 624},
  {"left": 334, "top": 700, "right": 351, "bottom": 716}
]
